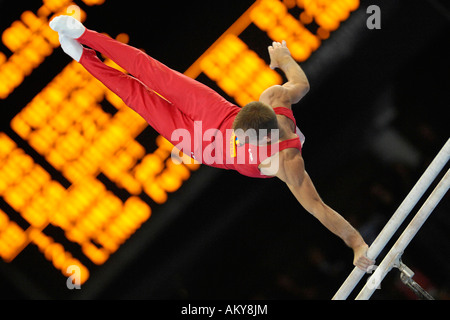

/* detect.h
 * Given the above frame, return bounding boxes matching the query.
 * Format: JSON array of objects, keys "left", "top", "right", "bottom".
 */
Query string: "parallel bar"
[
  {"left": 356, "top": 169, "right": 450, "bottom": 299},
  {"left": 332, "top": 138, "right": 450, "bottom": 300}
]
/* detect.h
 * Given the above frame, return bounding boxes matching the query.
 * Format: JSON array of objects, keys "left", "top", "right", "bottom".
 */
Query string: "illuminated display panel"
[{"left": 0, "top": 0, "right": 359, "bottom": 297}]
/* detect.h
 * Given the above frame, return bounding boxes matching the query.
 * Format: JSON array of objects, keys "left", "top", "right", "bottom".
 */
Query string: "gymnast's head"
[{"left": 232, "top": 101, "right": 279, "bottom": 145}]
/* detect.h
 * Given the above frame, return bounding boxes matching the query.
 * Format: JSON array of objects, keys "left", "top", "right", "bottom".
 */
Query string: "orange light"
[
  {"left": 283, "top": 0, "right": 297, "bottom": 9},
  {"left": 300, "top": 11, "right": 313, "bottom": 24},
  {"left": 0, "top": 220, "right": 26, "bottom": 262},
  {"left": 317, "top": 27, "right": 330, "bottom": 40},
  {"left": 21, "top": 11, "right": 45, "bottom": 32},
  {"left": 316, "top": 12, "right": 340, "bottom": 31},
  {"left": 2, "top": 20, "right": 31, "bottom": 52},
  {"left": 158, "top": 171, "right": 183, "bottom": 193},
  {"left": 0, "top": 210, "right": 8, "bottom": 231},
  {"left": 82, "top": 242, "right": 109, "bottom": 265},
  {"left": 201, "top": 34, "right": 282, "bottom": 105},
  {"left": 43, "top": 0, "right": 72, "bottom": 12},
  {"left": 116, "top": 33, "right": 129, "bottom": 44},
  {"left": 125, "top": 197, "right": 151, "bottom": 221},
  {"left": 82, "top": 0, "right": 106, "bottom": 5},
  {"left": 144, "top": 181, "right": 168, "bottom": 204}
]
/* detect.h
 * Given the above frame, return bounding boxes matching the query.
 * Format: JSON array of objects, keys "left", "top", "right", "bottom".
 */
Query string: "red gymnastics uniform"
[{"left": 77, "top": 29, "right": 303, "bottom": 178}]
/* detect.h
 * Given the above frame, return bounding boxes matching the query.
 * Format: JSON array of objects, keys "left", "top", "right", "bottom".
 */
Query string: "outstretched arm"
[{"left": 277, "top": 156, "right": 374, "bottom": 271}]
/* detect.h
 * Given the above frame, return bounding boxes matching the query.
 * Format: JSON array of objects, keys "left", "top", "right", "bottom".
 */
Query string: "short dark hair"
[{"left": 232, "top": 101, "right": 278, "bottom": 141}]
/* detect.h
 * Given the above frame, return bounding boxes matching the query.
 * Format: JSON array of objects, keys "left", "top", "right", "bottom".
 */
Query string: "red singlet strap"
[{"left": 273, "top": 107, "right": 296, "bottom": 128}]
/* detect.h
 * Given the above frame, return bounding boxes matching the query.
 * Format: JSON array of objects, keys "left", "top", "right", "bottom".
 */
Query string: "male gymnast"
[{"left": 50, "top": 15, "right": 375, "bottom": 271}]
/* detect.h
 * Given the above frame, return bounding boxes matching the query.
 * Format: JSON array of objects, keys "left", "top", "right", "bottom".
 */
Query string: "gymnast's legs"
[
  {"left": 50, "top": 16, "right": 238, "bottom": 131},
  {"left": 50, "top": 15, "right": 241, "bottom": 162}
]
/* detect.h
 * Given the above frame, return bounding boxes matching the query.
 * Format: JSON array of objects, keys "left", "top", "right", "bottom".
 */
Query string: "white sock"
[
  {"left": 50, "top": 15, "right": 86, "bottom": 39},
  {"left": 59, "top": 35, "right": 83, "bottom": 62}
]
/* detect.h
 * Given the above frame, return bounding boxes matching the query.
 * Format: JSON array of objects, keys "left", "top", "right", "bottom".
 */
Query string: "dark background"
[{"left": 0, "top": 0, "right": 449, "bottom": 300}]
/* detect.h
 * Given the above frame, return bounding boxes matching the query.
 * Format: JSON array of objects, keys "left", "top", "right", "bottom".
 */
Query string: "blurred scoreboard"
[{"left": 0, "top": 0, "right": 360, "bottom": 297}]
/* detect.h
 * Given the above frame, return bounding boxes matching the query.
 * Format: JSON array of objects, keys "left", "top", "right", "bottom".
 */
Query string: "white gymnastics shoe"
[
  {"left": 59, "top": 35, "right": 83, "bottom": 62},
  {"left": 50, "top": 15, "right": 86, "bottom": 39}
]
